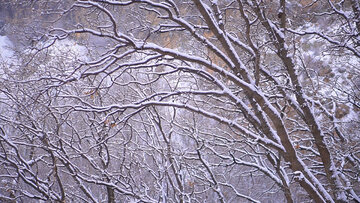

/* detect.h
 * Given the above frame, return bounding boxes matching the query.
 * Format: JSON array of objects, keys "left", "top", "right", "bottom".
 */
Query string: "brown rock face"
[{"left": 335, "top": 103, "right": 350, "bottom": 119}]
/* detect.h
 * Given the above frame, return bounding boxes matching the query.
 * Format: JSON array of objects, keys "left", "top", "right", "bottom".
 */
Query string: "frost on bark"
[{"left": 0, "top": 0, "right": 359, "bottom": 202}]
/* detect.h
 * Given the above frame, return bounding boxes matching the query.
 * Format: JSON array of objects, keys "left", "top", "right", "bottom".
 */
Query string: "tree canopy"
[{"left": 0, "top": 0, "right": 359, "bottom": 202}]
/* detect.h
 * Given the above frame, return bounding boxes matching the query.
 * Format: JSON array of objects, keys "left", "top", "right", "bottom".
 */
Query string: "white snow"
[
  {"left": 0, "top": 35, "right": 18, "bottom": 79},
  {"left": 0, "top": 35, "right": 14, "bottom": 61}
]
